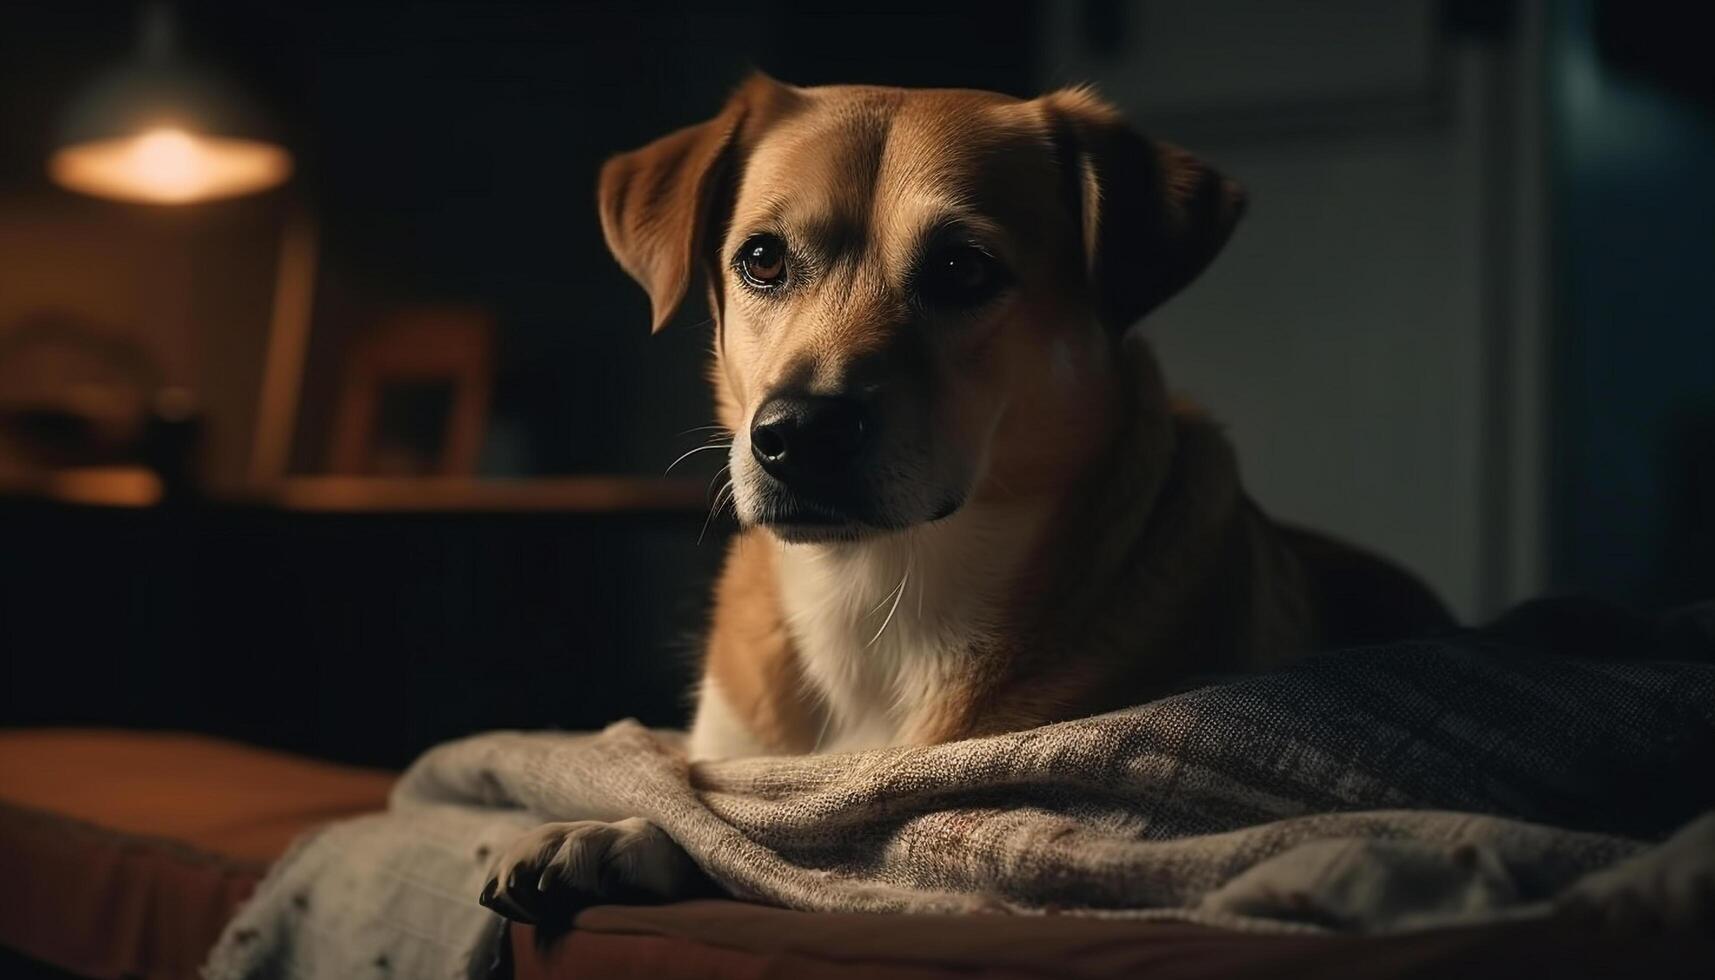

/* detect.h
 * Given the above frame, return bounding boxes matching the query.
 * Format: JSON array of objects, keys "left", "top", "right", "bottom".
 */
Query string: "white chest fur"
[{"left": 775, "top": 503, "right": 1047, "bottom": 752}]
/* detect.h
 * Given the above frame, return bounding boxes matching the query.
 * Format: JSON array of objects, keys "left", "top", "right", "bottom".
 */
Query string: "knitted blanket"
[{"left": 205, "top": 600, "right": 1715, "bottom": 979}]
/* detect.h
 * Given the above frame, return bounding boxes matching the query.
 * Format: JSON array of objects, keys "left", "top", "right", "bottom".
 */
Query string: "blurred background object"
[
  {"left": 327, "top": 306, "right": 495, "bottom": 477},
  {"left": 47, "top": 2, "right": 292, "bottom": 205},
  {"left": 1, "top": 0, "right": 1710, "bottom": 759},
  {"left": 0, "top": 312, "right": 158, "bottom": 471}
]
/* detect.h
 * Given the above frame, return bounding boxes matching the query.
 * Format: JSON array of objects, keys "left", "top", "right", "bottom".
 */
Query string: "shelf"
[
  {"left": 0, "top": 468, "right": 712, "bottom": 515},
  {"left": 261, "top": 475, "right": 709, "bottom": 514}
]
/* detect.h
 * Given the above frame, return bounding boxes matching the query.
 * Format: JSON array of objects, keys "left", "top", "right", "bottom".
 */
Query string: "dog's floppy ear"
[
  {"left": 1040, "top": 87, "right": 1247, "bottom": 330},
  {"left": 598, "top": 74, "right": 795, "bottom": 333}
]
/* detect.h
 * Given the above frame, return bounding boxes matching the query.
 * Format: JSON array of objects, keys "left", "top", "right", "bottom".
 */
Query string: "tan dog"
[{"left": 480, "top": 76, "right": 1451, "bottom": 923}]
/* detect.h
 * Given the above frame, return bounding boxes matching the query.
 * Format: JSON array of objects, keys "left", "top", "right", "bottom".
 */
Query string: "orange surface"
[
  {"left": 0, "top": 728, "right": 394, "bottom": 979},
  {"left": 515, "top": 901, "right": 1715, "bottom": 980},
  {"left": 0, "top": 728, "right": 395, "bottom": 864}
]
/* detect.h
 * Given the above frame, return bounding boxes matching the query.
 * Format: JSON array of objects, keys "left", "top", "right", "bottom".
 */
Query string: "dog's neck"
[{"left": 774, "top": 496, "right": 1058, "bottom": 752}]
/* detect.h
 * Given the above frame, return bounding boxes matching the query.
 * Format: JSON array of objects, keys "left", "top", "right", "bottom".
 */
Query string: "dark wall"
[
  {"left": 0, "top": 501, "right": 725, "bottom": 768},
  {"left": 1549, "top": 1, "right": 1715, "bottom": 609},
  {"left": 1, "top": 1, "right": 1039, "bottom": 479}
]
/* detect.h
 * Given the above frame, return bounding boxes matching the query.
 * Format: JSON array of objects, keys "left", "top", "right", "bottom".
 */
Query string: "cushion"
[{"left": 0, "top": 729, "right": 394, "bottom": 980}]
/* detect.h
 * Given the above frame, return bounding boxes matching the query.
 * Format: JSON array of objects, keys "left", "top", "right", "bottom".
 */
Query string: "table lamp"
[{"left": 41, "top": 2, "right": 314, "bottom": 494}]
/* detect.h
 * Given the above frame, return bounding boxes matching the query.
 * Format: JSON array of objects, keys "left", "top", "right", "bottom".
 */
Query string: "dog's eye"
[
  {"left": 737, "top": 235, "right": 788, "bottom": 289},
  {"left": 917, "top": 244, "right": 1007, "bottom": 309}
]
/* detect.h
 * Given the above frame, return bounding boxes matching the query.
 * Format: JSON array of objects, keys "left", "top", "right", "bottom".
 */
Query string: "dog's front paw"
[{"left": 478, "top": 817, "right": 704, "bottom": 924}]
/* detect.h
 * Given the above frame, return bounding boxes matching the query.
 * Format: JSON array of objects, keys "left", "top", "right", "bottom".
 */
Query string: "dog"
[{"left": 480, "top": 75, "right": 1451, "bottom": 924}]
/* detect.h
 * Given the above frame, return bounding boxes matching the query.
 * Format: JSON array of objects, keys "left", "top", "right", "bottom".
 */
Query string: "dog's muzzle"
[
  {"left": 748, "top": 393, "right": 873, "bottom": 521},
  {"left": 750, "top": 394, "right": 867, "bottom": 482}
]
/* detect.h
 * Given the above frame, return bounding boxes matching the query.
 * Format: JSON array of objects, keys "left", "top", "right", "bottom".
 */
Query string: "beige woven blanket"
[{"left": 206, "top": 634, "right": 1715, "bottom": 978}]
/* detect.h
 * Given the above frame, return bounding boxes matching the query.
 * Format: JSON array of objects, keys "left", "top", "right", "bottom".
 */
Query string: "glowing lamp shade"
[
  {"left": 50, "top": 127, "right": 291, "bottom": 205},
  {"left": 49, "top": 4, "right": 292, "bottom": 206}
]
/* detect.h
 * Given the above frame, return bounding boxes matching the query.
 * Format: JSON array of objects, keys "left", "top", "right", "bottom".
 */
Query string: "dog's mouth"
[
  {"left": 756, "top": 498, "right": 885, "bottom": 544},
  {"left": 750, "top": 490, "right": 965, "bottom": 544}
]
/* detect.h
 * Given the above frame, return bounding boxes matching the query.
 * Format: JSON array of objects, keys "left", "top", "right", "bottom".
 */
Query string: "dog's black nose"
[{"left": 750, "top": 395, "right": 868, "bottom": 483}]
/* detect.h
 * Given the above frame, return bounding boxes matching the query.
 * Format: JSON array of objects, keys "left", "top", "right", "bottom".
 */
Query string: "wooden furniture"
[
  {"left": 0, "top": 468, "right": 708, "bottom": 514},
  {"left": 0, "top": 731, "right": 393, "bottom": 980}
]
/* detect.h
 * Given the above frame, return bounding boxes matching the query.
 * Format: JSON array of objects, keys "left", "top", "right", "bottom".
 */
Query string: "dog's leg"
[{"left": 479, "top": 817, "right": 708, "bottom": 924}]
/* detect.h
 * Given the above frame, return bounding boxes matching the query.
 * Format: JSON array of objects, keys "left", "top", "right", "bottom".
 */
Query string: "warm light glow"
[{"left": 48, "top": 126, "right": 292, "bottom": 204}]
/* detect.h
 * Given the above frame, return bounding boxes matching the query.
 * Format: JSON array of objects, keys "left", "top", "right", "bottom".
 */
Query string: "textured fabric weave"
[{"left": 206, "top": 603, "right": 1715, "bottom": 978}]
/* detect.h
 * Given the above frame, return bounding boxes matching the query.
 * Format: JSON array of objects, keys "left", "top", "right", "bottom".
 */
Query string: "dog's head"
[{"left": 599, "top": 76, "right": 1244, "bottom": 543}]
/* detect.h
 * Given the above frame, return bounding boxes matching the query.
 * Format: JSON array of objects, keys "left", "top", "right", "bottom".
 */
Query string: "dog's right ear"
[{"left": 598, "top": 74, "right": 795, "bottom": 333}]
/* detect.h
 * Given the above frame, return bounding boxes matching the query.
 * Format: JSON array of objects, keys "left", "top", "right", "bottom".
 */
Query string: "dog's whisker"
[
  {"left": 664, "top": 443, "right": 732, "bottom": 476},
  {"left": 699, "top": 483, "right": 727, "bottom": 542},
  {"left": 867, "top": 552, "right": 912, "bottom": 648},
  {"left": 704, "top": 464, "right": 731, "bottom": 503},
  {"left": 864, "top": 564, "right": 908, "bottom": 618},
  {"left": 699, "top": 479, "right": 735, "bottom": 545},
  {"left": 677, "top": 424, "right": 730, "bottom": 438},
  {"left": 912, "top": 532, "right": 925, "bottom": 621}
]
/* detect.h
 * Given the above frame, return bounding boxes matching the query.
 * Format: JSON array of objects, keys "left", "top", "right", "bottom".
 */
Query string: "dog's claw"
[
  {"left": 479, "top": 818, "right": 706, "bottom": 925},
  {"left": 477, "top": 876, "right": 535, "bottom": 924}
]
